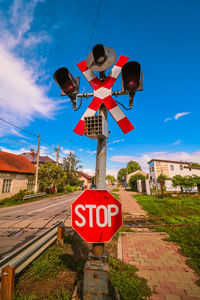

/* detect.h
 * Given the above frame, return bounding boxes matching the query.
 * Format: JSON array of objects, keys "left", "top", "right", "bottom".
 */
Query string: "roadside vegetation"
[
  {"left": 134, "top": 194, "right": 200, "bottom": 279},
  {"left": 0, "top": 152, "right": 83, "bottom": 208},
  {"left": 15, "top": 232, "right": 151, "bottom": 300},
  {"left": 0, "top": 186, "right": 81, "bottom": 207}
]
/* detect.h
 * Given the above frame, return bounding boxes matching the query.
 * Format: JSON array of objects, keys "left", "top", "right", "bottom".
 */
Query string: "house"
[
  {"left": 148, "top": 159, "right": 200, "bottom": 191},
  {"left": 0, "top": 151, "right": 36, "bottom": 200},
  {"left": 148, "top": 159, "right": 200, "bottom": 183},
  {"left": 126, "top": 170, "right": 148, "bottom": 184},
  {"left": 77, "top": 171, "right": 92, "bottom": 189},
  {"left": 20, "top": 149, "right": 55, "bottom": 165}
]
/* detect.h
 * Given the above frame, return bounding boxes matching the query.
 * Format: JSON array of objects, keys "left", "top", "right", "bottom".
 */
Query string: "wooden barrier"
[
  {"left": 1, "top": 265, "right": 15, "bottom": 300},
  {"left": 57, "top": 226, "right": 64, "bottom": 244}
]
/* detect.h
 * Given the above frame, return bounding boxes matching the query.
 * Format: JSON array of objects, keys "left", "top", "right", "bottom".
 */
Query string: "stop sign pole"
[{"left": 93, "top": 82, "right": 107, "bottom": 257}]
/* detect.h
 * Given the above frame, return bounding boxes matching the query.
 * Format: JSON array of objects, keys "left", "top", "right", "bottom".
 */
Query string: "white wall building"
[{"left": 148, "top": 159, "right": 200, "bottom": 191}]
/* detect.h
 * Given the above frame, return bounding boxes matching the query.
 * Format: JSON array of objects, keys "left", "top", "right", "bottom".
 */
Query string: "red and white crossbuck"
[{"left": 73, "top": 56, "right": 134, "bottom": 136}]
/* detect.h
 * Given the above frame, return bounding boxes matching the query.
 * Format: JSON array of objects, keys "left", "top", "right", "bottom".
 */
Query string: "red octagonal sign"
[{"left": 72, "top": 190, "right": 122, "bottom": 243}]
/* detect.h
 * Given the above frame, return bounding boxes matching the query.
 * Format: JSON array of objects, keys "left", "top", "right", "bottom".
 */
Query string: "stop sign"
[{"left": 72, "top": 190, "right": 122, "bottom": 243}]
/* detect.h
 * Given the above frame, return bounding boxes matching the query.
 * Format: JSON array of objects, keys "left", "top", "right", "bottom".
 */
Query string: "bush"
[
  {"left": 0, "top": 190, "right": 27, "bottom": 206},
  {"left": 64, "top": 185, "right": 81, "bottom": 193},
  {"left": 129, "top": 174, "right": 146, "bottom": 191}
]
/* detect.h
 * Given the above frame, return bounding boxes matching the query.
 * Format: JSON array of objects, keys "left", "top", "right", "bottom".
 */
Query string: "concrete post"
[
  {"left": 145, "top": 179, "right": 151, "bottom": 195},
  {"left": 137, "top": 179, "right": 142, "bottom": 193}
]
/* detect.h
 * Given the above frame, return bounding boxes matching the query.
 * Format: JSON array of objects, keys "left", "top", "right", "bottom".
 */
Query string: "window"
[
  {"left": 189, "top": 168, "right": 191, "bottom": 171},
  {"left": 2, "top": 179, "right": 12, "bottom": 193},
  {"left": 170, "top": 165, "right": 174, "bottom": 171},
  {"left": 180, "top": 165, "right": 183, "bottom": 170}
]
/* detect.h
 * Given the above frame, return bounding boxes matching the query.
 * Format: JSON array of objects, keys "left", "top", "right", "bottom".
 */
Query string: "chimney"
[{"left": 30, "top": 149, "right": 34, "bottom": 154}]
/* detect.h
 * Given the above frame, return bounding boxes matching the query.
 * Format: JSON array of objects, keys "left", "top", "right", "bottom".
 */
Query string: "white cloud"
[
  {"left": 164, "top": 117, "right": 172, "bottom": 122},
  {"left": 82, "top": 168, "right": 95, "bottom": 176},
  {"left": 78, "top": 149, "right": 83, "bottom": 152},
  {"left": 164, "top": 112, "right": 191, "bottom": 122},
  {"left": 106, "top": 169, "right": 118, "bottom": 178},
  {"left": 174, "top": 112, "right": 191, "bottom": 120},
  {"left": 110, "top": 151, "right": 200, "bottom": 173},
  {"left": 87, "top": 150, "right": 97, "bottom": 155},
  {"left": 0, "top": 0, "right": 58, "bottom": 137},
  {"left": 82, "top": 168, "right": 118, "bottom": 178},
  {"left": 112, "top": 139, "right": 125, "bottom": 144},
  {"left": 172, "top": 139, "right": 181, "bottom": 145},
  {"left": 0, "top": 146, "right": 30, "bottom": 155},
  {"left": 62, "top": 149, "right": 74, "bottom": 155}
]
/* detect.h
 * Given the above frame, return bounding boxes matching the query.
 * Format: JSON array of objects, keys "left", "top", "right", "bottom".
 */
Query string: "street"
[
  {"left": 0, "top": 191, "right": 82, "bottom": 260},
  {"left": 0, "top": 187, "right": 113, "bottom": 260}
]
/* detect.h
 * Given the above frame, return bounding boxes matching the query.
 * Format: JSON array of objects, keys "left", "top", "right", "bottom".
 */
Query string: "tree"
[
  {"left": 62, "top": 152, "right": 82, "bottom": 186},
  {"left": 190, "top": 162, "right": 200, "bottom": 167},
  {"left": 172, "top": 175, "right": 184, "bottom": 192},
  {"left": 172, "top": 175, "right": 196, "bottom": 192},
  {"left": 106, "top": 175, "right": 116, "bottom": 184},
  {"left": 157, "top": 174, "right": 170, "bottom": 186},
  {"left": 192, "top": 175, "right": 200, "bottom": 193},
  {"left": 127, "top": 161, "right": 141, "bottom": 174},
  {"left": 38, "top": 162, "right": 66, "bottom": 192},
  {"left": 117, "top": 168, "right": 127, "bottom": 183},
  {"left": 183, "top": 176, "right": 196, "bottom": 190},
  {"left": 129, "top": 174, "right": 146, "bottom": 191}
]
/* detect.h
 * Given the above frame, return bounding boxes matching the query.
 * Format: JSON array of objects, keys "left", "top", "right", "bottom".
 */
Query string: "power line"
[
  {"left": 86, "top": 0, "right": 103, "bottom": 56},
  {"left": 0, "top": 116, "right": 54, "bottom": 149},
  {"left": 0, "top": 117, "right": 38, "bottom": 138}
]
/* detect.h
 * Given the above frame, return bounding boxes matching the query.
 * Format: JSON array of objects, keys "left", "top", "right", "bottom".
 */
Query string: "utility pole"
[
  {"left": 56, "top": 145, "right": 59, "bottom": 165},
  {"left": 56, "top": 140, "right": 71, "bottom": 165},
  {"left": 34, "top": 133, "right": 41, "bottom": 193}
]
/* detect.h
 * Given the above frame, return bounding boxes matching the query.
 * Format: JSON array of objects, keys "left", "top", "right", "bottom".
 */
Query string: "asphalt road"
[
  {"left": 0, "top": 187, "right": 114, "bottom": 260},
  {"left": 0, "top": 191, "right": 82, "bottom": 260}
]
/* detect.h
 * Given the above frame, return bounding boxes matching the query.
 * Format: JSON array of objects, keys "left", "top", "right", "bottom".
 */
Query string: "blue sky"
[{"left": 0, "top": 0, "right": 200, "bottom": 176}]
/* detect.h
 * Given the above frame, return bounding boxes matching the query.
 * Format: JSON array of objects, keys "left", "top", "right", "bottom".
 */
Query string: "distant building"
[
  {"left": 0, "top": 151, "right": 36, "bottom": 200},
  {"left": 77, "top": 171, "right": 92, "bottom": 189},
  {"left": 148, "top": 159, "right": 200, "bottom": 183},
  {"left": 20, "top": 149, "right": 55, "bottom": 165},
  {"left": 126, "top": 170, "right": 148, "bottom": 183},
  {"left": 148, "top": 159, "right": 200, "bottom": 191}
]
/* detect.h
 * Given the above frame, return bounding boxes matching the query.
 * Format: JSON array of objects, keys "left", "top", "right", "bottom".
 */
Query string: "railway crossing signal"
[
  {"left": 53, "top": 44, "right": 143, "bottom": 300},
  {"left": 73, "top": 56, "right": 134, "bottom": 136}
]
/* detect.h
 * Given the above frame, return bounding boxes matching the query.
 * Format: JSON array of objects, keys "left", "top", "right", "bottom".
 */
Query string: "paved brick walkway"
[
  {"left": 118, "top": 189, "right": 200, "bottom": 300},
  {"left": 119, "top": 188, "right": 147, "bottom": 217}
]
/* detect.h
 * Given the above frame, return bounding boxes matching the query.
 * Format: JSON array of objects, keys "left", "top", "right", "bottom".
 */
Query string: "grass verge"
[
  {"left": 134, "top": 194, "right": 200, "bottom": 279},
  {"left": 15, "top": 234, "right": 86, "bottom": 299},
  {"left": 111, "top": 192, "right": 120, "bottom": 201},
  {"left": 0, "top": 189, "right": 81, "bottom": 208},
  {"left": 15, "top": 231, "right": 151, "bottom": 299}
]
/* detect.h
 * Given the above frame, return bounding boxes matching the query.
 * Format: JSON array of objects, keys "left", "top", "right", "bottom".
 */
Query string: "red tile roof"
[
  {"left": 78, "top": 171, "right": 92, "bottom": 180},
  {"left": 0, "top": 151, "right": 36, "bottom": 174},
  {"left": 20, "top": 151, "right": 55, "bottom": 163}
]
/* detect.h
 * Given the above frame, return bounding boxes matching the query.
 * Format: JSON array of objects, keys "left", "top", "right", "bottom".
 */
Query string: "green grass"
[
  {"left": 111, "top": 192, "right": 120, "bottom": 201},
  {"left": 134, "top": 194, "right": 200, "bottom": 277},
  {"left": 0, "top": 188, "right": 81, "bottom": 207},
  {"left": 112, "top": 188, "right": 120, "bottom": 192},
  {"left": 15, "top": 234, "right": 85, "bottom": 299},
  {"left": 109, "top": 257, "right": 151, "bottom": 300}
]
